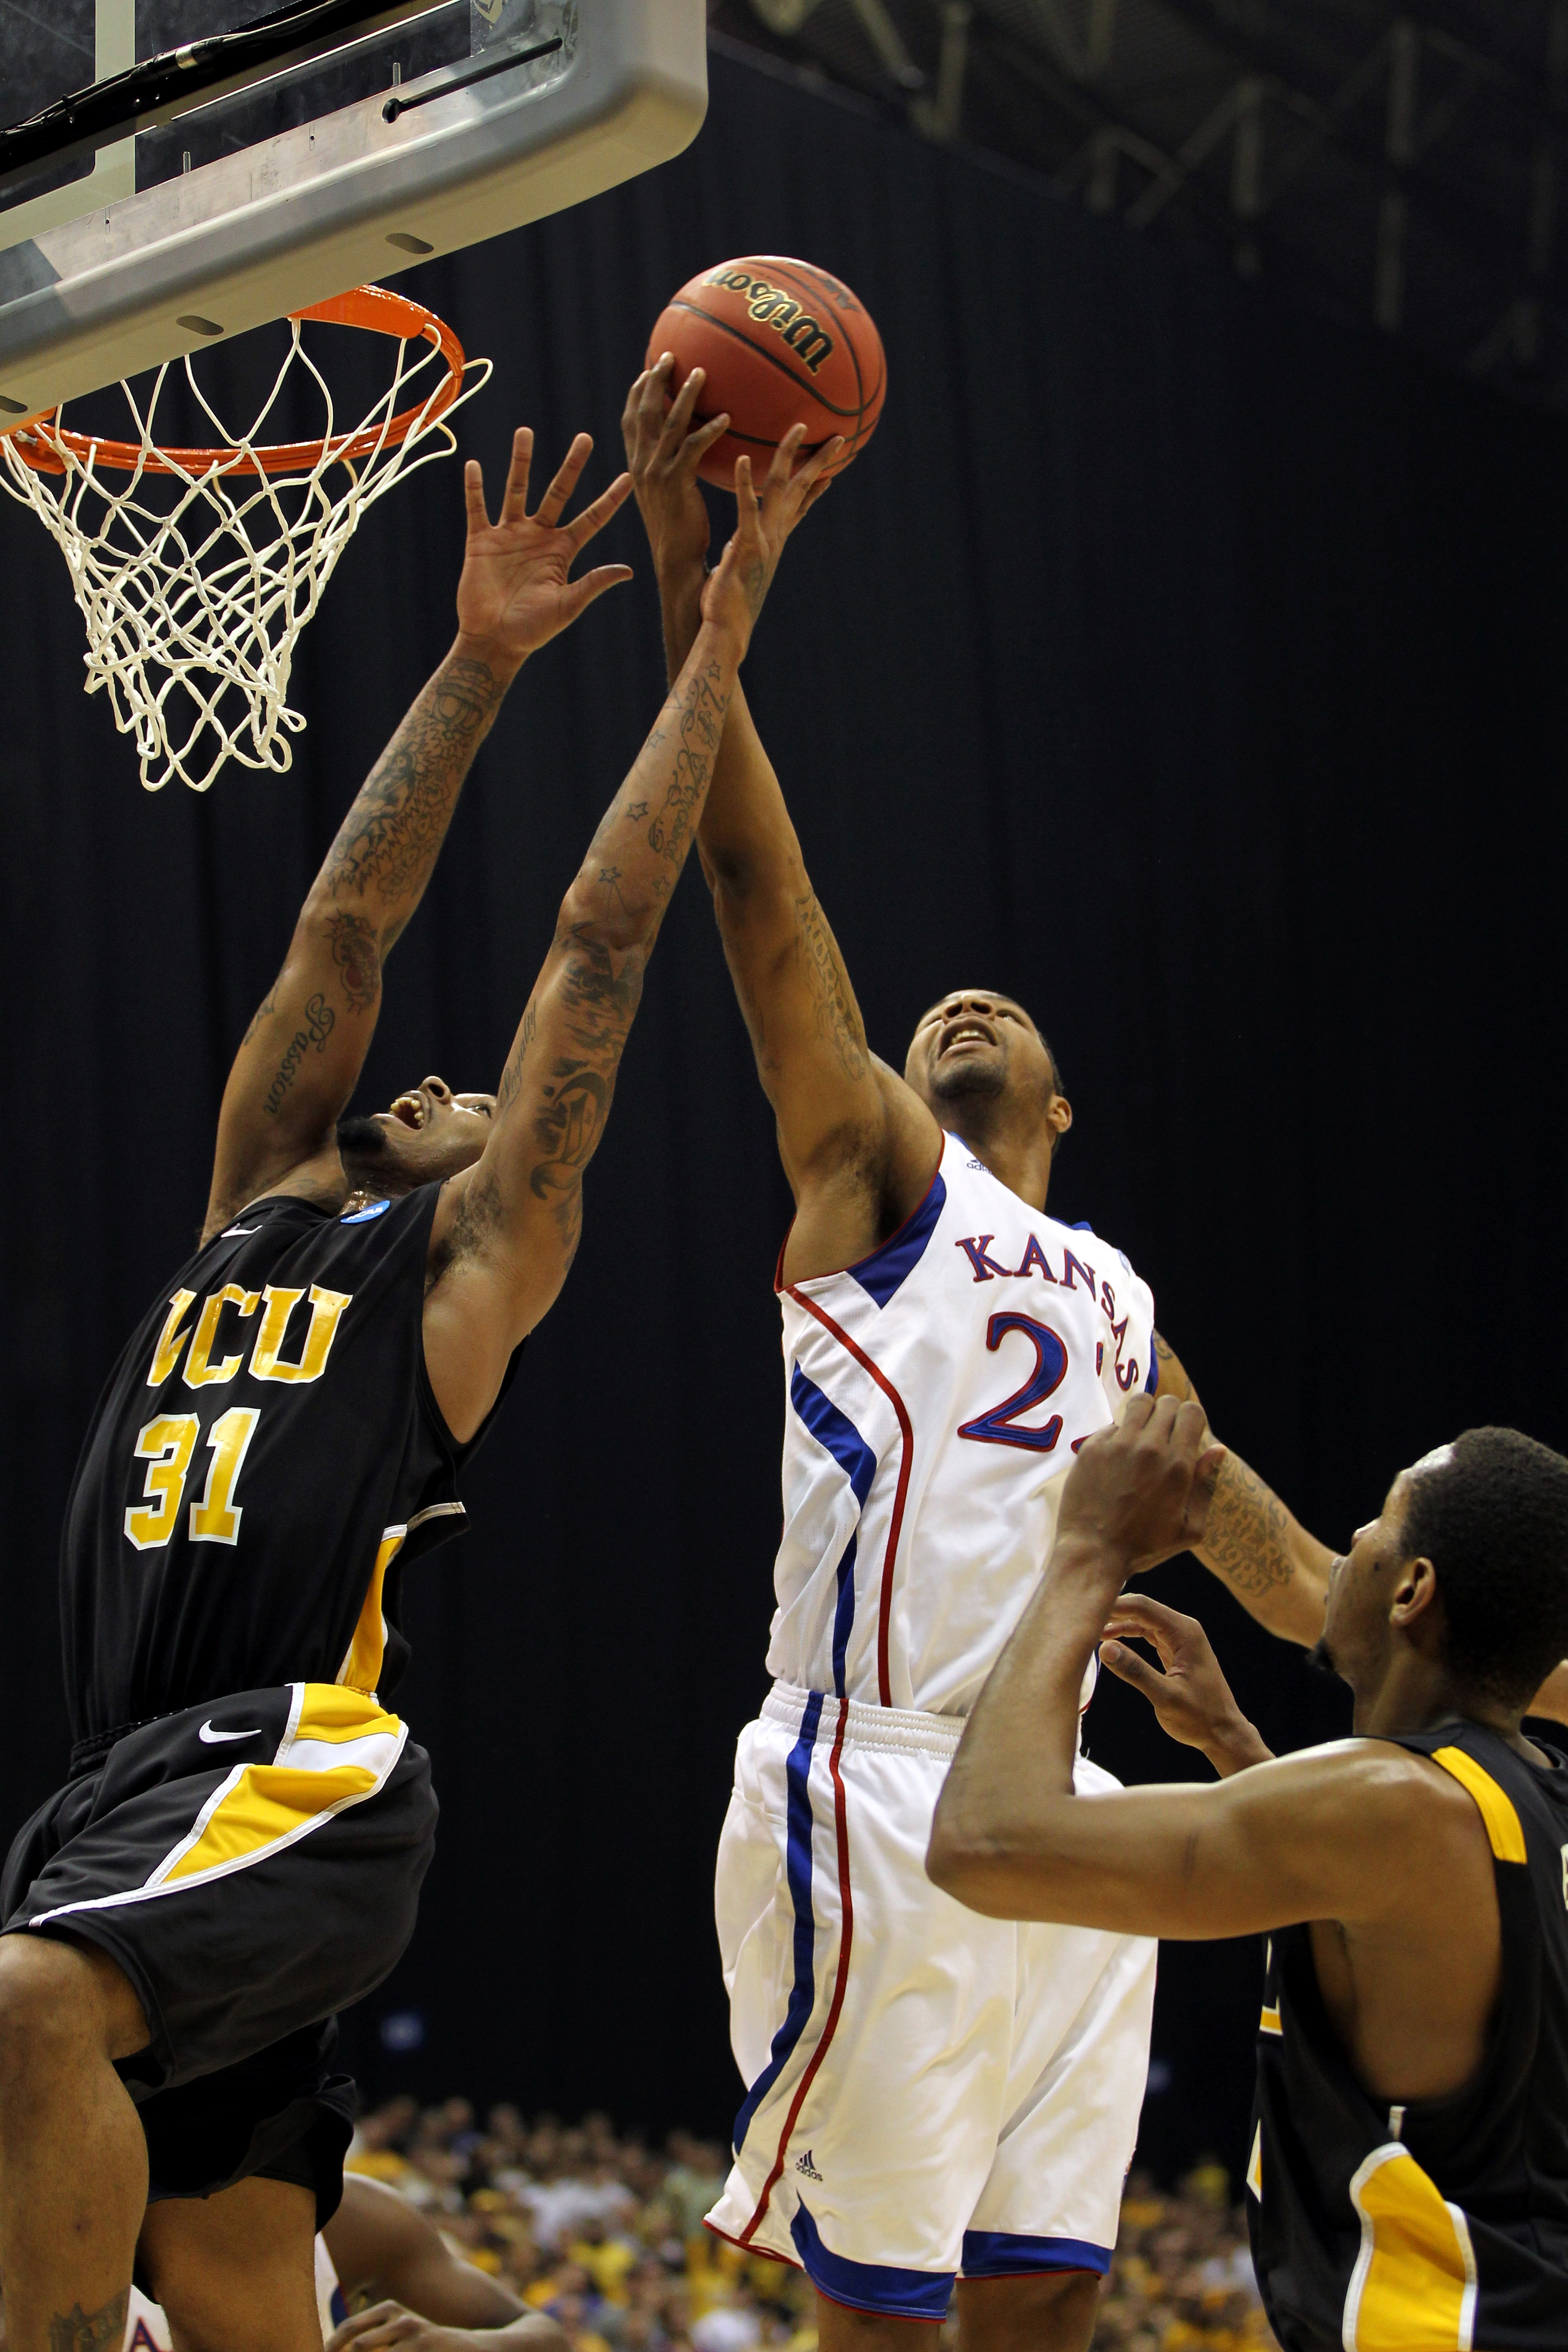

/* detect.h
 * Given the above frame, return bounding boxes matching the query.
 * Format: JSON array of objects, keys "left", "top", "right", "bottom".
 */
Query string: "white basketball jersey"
[
  {"left": 124, "top": 2236, "right": 345, "bottom": 2346},
  {"left": 768, "top": 1130, "right": 1157, "bottom": 1716}
]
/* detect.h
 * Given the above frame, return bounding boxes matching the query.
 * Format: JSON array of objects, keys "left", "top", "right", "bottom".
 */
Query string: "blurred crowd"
[{"left": 346, "top": 2100, "right": 1281, "bottom": 2351}]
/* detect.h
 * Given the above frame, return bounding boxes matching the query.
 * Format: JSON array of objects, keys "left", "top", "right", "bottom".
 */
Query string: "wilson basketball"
[{"left": 645, "top": 256, "right": 886, "bottom": 488}]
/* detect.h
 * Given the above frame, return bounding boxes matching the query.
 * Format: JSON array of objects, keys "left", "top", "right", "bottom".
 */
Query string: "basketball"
[{"left": 645, "top": 256, "right": 886, "bottom": 488}]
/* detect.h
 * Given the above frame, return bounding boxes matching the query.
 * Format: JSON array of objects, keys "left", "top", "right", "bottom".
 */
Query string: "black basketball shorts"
[{"left": 1, "top": 1681, "right": 437, "bottom": 2208}]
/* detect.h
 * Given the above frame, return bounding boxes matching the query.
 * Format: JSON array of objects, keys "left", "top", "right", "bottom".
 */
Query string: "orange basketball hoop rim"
[{"left": 4, "top": 285, "right": 467, "bottom": 478}]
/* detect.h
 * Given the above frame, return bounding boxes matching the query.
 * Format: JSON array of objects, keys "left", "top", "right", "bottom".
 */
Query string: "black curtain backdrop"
[{"left": 4, "top": 44, "right": 1568, "bottom": 2185}]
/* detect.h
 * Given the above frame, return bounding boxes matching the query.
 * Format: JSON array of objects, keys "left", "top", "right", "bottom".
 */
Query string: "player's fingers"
[
  {"left": 562, "top": 564, "right": 635, "bottom": 620},
  {"left": 324, "top": 2309, "right": 406, "bottom": 2350},
  {"left": 794, "top": 435, "right": 845, "bottom": 497},
  {"left": 1102, "top": 1592, "right": 1196, "bottom": 1649},
  {"left": 1185, "top": 1442, "right": 1228, "bottom": 1539},
  {"left": 734, "top": 452, "right": 760, "bottom": 526},
  {"left": 1097, "top": 1639, "right": 1167, "bottom": 1700},
  {"left": 765, "top": 422, "right": 808, "bottom": 496},
  {"left": 499, "top": 425, "right": 534, "bottom": 523},
  {"left": 660, "top": 365, "right": 706, "bottom": 450},
  {"left": 463, "top": 457, "right": 490, "bottom": 535},
  {"left": 682, "top": 410, "right": 731, "bottom": 471},
  {"left": 535, "top": 430, "right": 592, "bottom": 526},
  {"left": 567, "top": 470, "right": 634, "bottom": 549}
]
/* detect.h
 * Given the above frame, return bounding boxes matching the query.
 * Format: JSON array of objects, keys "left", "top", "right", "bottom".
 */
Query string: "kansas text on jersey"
[{"left": 771, "top": 1131, "right": 1156, "bottom": 1715}]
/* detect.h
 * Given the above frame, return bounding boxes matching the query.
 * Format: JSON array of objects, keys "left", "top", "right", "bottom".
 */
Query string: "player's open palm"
[{"left": 455, "top": 426, "right": 633, "bottom": 662}]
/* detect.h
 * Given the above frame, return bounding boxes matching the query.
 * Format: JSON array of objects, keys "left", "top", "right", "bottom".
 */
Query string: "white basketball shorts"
[{"left": 705, "top": 1683, "right": 1157, "bottom": 2322}]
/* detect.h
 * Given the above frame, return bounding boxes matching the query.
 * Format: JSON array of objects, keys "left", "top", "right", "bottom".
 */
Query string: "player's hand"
[
  {"left": 325, "top": 2300, "right": 468, "bottom": 2349},
  {"left": 700, "top": 432, "right": 844, "bottom": 658},
  {"left": 1055, "top": 1394, "right": 1227, "bottom": 1581},
  {"left": 622, "top": 355, "right": 724, "bottom": 610},
  {"left": 454, "top": 428, "right": 633, "bottom": 673},
  {"left": 1099, "top": 1594, "right": 1273, "bottom": 1778}
]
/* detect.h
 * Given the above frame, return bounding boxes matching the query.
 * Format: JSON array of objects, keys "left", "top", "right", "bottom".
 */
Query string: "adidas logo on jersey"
[{"left": 795, "top": 2149, "right": 823, "bottom": 2182}]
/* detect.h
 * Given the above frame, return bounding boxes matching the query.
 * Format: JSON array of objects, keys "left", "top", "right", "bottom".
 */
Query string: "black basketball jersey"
[
  {"left": 61, "top": 1187, "right": 509, "bottom": 1742},
  {"left": 1248, "top": 1720, "right": 1568, "bottom": 2352}
]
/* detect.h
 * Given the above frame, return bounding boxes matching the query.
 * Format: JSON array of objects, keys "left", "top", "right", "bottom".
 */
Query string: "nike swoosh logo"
[
  {"left": 198, "top": 1721, "right": 261, "bottom": 1744},
  {"left": 222, "top": 1225, "right": 261, "bottom": 1237}
]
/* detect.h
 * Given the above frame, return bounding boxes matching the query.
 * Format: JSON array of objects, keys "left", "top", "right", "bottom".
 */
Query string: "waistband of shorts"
[{"left": 761, "top": 1680, "right": 966, "bottom": 1758}]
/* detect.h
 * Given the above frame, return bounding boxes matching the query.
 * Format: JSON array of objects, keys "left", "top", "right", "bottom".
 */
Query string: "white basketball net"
[{"left": 0, "top": 305, "right": 490, "bottom": 792}]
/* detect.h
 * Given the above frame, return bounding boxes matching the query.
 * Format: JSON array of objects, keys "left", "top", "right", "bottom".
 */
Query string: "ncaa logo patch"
[{"left": 342, "top": 1199, "right": 391, "bottom": 1224}]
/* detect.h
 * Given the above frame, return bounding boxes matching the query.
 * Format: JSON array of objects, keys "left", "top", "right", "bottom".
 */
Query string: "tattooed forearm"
[
  {"left": 793, "top": 891, "right": 869, "bottom": 1081},
  {"left": 319, "top": 652, "right": 504, "bottom": 913},
  {"left": 264, "top": 992, "right": 334, "bottom": 1115},
  {"left": 1196, "top": 1453, "right": 1296, "bottom": 1596},
  {"left": 50, "top": 2296, "right": 129, "bottom": 2352},
  {"left": 645, "top": 658, "right": 727, "bottom": 870},
  {"left": 325, "top": 909, "right": 380, "bottom": 1014}
]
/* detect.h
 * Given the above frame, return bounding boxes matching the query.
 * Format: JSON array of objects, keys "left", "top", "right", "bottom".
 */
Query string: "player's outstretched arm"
[
  {"left": 420, "top": 467, "right": 800, "bottom": 1442},
  {"left": 202, "top": 429, "right": 633, "bottom": 1243},
  {"left": 925, "top": 1398, "right": 1491, "bottom": 1953},
  {"left": 324, "top": 2175, "right": 564, "bottom": 2348},
  {"left": 622, "top": 358, "right": 938, "bottom": 1276},
  {"left": 1148, "top": 1333, "right": 1335, "bottom": 1646}
]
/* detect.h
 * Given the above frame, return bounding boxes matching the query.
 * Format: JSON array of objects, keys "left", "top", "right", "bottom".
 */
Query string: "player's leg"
[
  {"left": 138, "top": 2174, "right": 322, "bottom": 2352},
  {"left": 957, "top": 1782, "right": 1158, "bottom": 2352},
  {"left": 0, "top": 1932, "right": 151, "bottom": 2347},
  {"left": 812, "top": 2296, "right": 942, "bottom": 2352},
  {"left": 954, "top": 2271, "right": 1101, "bottom": 2352}
]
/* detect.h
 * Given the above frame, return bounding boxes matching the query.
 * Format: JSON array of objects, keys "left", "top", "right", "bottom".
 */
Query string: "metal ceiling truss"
[{"left": 710, "top": 0, "right": 1568, "bottom": 410}]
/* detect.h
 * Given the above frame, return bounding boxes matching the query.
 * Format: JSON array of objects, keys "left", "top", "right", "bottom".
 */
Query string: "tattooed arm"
[
  {"left": 201, "top": 429, "right": 633, "bottom": 1242},
  {"left": 1150, "top": 1333, "right": 1334, "bottom": 1646},
  {"left": 420, "top": 460, "right": 811, "bottom": 1442},
  {"left": 621, "top": 359, "right": 939, "bottom": 1283}
]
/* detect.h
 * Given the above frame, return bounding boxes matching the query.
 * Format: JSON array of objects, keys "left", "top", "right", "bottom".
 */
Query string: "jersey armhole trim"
[
  {"left": 1430, "top": 1745, "right": 1528, "bottom": 1863},
  {"left": 777, "top": 1150, "right": 947, "bottom": 1305}
]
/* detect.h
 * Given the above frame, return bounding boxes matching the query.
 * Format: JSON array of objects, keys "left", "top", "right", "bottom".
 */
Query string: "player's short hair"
[{"left": 1401, "top": 1428, "right": 1568, "bottom": 1706}]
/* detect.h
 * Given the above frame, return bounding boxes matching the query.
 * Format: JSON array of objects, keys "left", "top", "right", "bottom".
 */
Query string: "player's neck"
[
  {"left": 1355, "top": 1654, "right": 1532, "bottom": 1755},
  {"left": 949, "top": 1105, "right": 1055, "bottom": 1215}
]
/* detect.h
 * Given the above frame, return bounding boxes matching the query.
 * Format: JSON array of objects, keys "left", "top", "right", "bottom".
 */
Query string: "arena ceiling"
[{"left": 708, "top": 0, "right": 1568, "bottom": 410}]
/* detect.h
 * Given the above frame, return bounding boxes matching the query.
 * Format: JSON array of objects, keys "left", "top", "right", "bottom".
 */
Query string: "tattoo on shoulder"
[
  {"left": 326, "top": 909, "right": 381, "bottom": 1014},
  {"left": 1200, "top": 1456, "right": 1293, "bottom": 1595},
  {"left": 49, "top": 2296, "right": 129, "bottom": 2352},
  {"left": 794, "top": 892, "right": 869, "bottom": 1081}
]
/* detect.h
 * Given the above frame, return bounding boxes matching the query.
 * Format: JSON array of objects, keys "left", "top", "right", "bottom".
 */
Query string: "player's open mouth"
[
  {"left": 390, "top": 1091, "right": 428, "bottom": 1131},
  {"left": 940, "top": 1022, "right": 996, "bottom": 1056}
]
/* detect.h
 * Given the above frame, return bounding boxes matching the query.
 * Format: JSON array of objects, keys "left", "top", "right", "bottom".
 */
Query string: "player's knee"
[
  {"left": 0, "top": 1936, "right": 91, "bottom": 2072},
  {"left": 0, "top": 1934, "right": 145, "bottom": 2085}
]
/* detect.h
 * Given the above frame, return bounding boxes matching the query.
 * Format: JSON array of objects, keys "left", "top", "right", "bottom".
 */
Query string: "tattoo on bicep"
[
  {"left": 495, "top": 999, "right": 539, "bottom": 1115},
  {"left": 325, "top": 909, "right": 381, "bottom": 1014},
  {"left": 322, "top": 653, "right": 501, "bottom": 906},
  {"left": 264, "top": 993, "right": 335, "bottom": 1115},
  {"left": 793, "top": 892, "right": 869, "bottom": 1081},
  {"left": 1200, "top": 1457, "right": 1293, "bottom": 1594},
  {"left": 240, "top": 988, "right": 278, "bottom": 1047}
]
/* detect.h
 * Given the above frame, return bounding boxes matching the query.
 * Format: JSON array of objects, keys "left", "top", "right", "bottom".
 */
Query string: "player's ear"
[
  {"left": 1389, "top": 1554, "right": 1439, "bottom": 1629},
  {"left": 1048, "top": 1091, "right": 1073, "bottom": 1143}
]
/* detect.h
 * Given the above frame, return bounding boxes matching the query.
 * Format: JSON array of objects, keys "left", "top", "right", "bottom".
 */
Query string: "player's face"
[
  {"left": 1317, "top": 1466, "right": 1430, "bottom": 1694},
  {"left": 360, "top": 1075, "right": 496, "bottom": 1184},
  {"left": 904, "top": 989, "right": 1058, "bottom": 1118}
]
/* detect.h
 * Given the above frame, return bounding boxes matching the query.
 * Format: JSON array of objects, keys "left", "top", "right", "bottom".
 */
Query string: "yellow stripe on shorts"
[
  {"left": 1344, "top": 2144, "right": 1477, "bottom": 2351},
  {"left": 148, "top": 1683, "right": 406, "bottom": 1891}
]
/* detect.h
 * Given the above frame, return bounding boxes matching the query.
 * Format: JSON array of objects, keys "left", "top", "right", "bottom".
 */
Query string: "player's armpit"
[{"left": 928, "top": 1738, "right": 1486, "bottom": 1943}]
